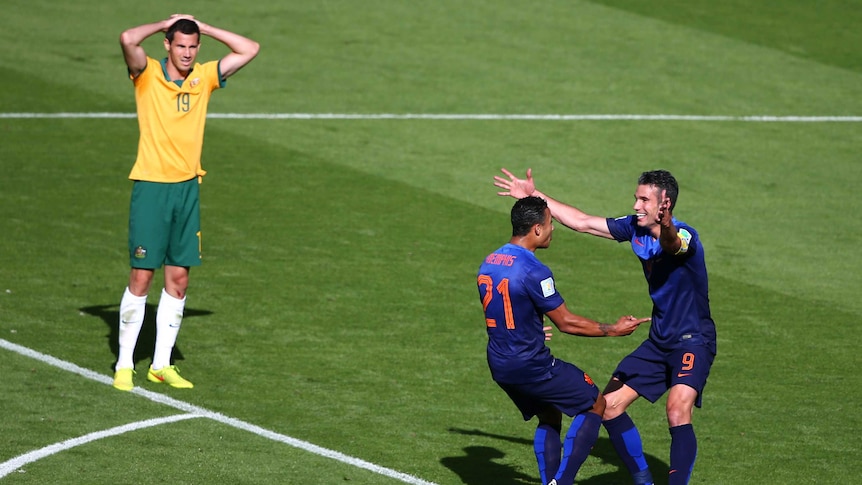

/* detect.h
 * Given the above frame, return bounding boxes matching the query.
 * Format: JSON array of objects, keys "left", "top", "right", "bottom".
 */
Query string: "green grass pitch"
[{"left": 1, "top": 1, "right": 860, "bottom": 483}]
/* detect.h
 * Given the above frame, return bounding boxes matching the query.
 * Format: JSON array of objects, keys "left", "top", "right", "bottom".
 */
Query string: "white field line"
[
  {"left": 0, "top": 338, "right": 438, "bottom": 485},
  {"left": 1, "top": 112, "right": 861, "bottom": 122},
  {"left": 0, "top": 414, "right": 201, "bottom": 479}
]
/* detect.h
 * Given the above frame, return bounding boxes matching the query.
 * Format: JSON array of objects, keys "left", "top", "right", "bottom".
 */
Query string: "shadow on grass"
[
  {"left": 441, "top": 445, "right": 536, "bottom": 485},
  {"left": 444, "top": 427, "right": 669, "bottom": 485},
  {"left": 79, "top": 303, "right": 212, "bottom": 372}
]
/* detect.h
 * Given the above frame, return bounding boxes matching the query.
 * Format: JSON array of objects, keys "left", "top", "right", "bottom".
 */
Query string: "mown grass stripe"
[{"left": 1, "top": 112, "right": 860, "bottom": 122}]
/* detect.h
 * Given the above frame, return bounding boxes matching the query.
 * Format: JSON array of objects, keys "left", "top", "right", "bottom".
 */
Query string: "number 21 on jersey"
[{"left": 478, "top": 275, "right": 515, "bottom": 329}]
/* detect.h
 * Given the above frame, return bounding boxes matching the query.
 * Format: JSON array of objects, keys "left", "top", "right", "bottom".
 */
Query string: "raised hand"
[
  {"left": 164, "top": 14, "right": 196, "bottom": 30},
  {"left": 656, "top": 189, "right": 673, "bottom": 227},
  {"left": 494, "top": 168, "right": 536, "bottom": 199}
]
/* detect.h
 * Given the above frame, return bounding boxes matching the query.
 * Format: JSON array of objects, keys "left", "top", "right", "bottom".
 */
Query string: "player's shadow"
[
  {"left": 445, "top": 427, "right": 669, "bottom": 485},
  {"left": 441, "top": 445, "right": 536, "bottom": 485},
  {"left": 80, "top": 303, "right": 212, "bottom": 372}
]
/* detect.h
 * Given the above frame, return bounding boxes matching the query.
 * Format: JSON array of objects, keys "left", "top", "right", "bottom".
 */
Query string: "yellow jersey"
[{"left": 128, "top": 57, "right": 223, "bottom": 182}]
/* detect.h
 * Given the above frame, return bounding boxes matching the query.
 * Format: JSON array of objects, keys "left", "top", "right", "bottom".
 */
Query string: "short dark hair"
[
  {"left": 638, "top": 170, "right": 679, "bottom": 211},
  {"left": 166, "top": 19, "right": 200, "bottom": 43},
  {"left": 511, "top": 196, "right": 548, "bottom": 237}
]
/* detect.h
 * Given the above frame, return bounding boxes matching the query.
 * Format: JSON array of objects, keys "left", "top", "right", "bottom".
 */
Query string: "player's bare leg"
[
  {"left": 602, "top": 379, "right": 653, "bottom": 485},
  {"left": 667, "top": 384, "right": 698, "bottom": 484}
]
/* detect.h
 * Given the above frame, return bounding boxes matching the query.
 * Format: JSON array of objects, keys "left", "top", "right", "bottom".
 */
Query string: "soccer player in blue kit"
[
  {"left": 478, "top": 196, "right": 649, "bottom": 485},
  {"left": 494, "top": 169, "right": 717, "bottom": 485}
]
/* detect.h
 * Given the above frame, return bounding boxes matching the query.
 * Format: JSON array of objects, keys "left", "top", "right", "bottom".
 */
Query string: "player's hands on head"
[
  {"left": 164, "top": 14, "right": 198, "bottom": 31},
  {"left": 613, "top": 315, "right": 650, "bottom": 336},
  {"left": 495, "top": 168, "right": 537, "bottom": 199}
]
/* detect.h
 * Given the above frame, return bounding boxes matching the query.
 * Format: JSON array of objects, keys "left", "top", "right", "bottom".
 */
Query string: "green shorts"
[{"left": 128, "top": 179, "right": 202, "bottom": 269}]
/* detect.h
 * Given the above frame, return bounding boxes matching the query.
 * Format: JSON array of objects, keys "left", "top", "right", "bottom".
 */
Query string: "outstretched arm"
[
  {"left": 195, "top": 19, "right": 260, "bottom": 79},
  {"left": 494, "top": 168, "right": 615, "bottom": 239},
  {"left": 545, "top": 303, "right": 649, "bottom": 337}
]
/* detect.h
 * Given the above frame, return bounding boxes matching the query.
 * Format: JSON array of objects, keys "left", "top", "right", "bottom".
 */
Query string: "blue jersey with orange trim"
[
  {"left": 606, "top": 215, "right": 716, "bottom": 350},
  {"left": 477, "top": 243, "right": 565, "bottom": 385}
]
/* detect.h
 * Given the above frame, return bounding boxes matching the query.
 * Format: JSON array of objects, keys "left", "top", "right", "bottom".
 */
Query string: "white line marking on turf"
[
  {"left": 0, "top": 339, "right": 438, "bottom": 485},
  {"left": 1, "top": 112, "right": 861, "bottom": 122},
  {"left": 0, "top": 414, "right": 200, "bottom": 479}
]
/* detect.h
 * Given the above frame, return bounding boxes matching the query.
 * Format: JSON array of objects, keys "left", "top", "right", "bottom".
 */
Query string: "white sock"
[
  {"left": 151, "top": 288, "right": 186, "bottom": 370},
  {"left": 116, "top": 287, "right": 147, "bottom": 370}
]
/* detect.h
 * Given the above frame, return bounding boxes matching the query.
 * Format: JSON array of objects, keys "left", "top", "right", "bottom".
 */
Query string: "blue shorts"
[
  {"left": 496, "top": 359, "right": 599, "bottom": 420},
  {"left": 612, "top": 339, "right": 715, "bottom": 407}
]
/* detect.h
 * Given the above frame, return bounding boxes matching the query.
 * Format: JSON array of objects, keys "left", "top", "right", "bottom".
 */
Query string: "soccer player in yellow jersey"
[{"left": 112, "top": 14, "right": 259, "bottom": 391}]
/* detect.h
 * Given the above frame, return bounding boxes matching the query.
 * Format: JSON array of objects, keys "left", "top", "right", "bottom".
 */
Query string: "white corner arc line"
[
  {"left": 1, "top": 112, "right": 861, "bottom": 122},
  {"left": 0, "top": 339, "right": 437, "bottom": 485},
  {"left": 0, "top": 414, "right": 200, "bottom": 479}
]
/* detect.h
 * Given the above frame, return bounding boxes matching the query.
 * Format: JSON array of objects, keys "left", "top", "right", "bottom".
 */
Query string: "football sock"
[
  {"left": 604, "top": 413, "right": 653, "bottom": 484},
  {"left": 151, "top": 289, "right": 185, "bottom": 370},
  {"left": 554, "top": 412, "right": 601, "bottom": 485},
  {"left": 668, "top": 424, "right": 697, "bottom": 485},
  {"left": 116, "top": 287, "right": 147, "bottom": 370},
  {"left": 534, "top": 422, "right": 562, "bottom": 485}
]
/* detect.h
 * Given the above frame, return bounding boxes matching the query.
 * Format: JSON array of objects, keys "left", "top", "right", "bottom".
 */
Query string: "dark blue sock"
[
  {"left": 554, "top": 412, "right": 601, "bottom": 485},
  {"left": 534, "top": 423, "right": 561, "bottom": 484},
  {"left": 603, "top": 413, "right": 653, "bottom": 484},
  {"left": 668, "top": 424, "right": 697, "bottom": 485}
]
